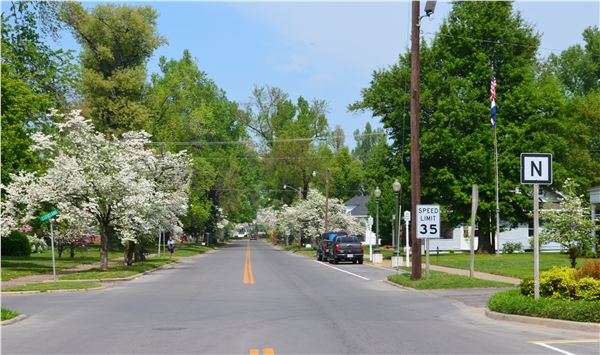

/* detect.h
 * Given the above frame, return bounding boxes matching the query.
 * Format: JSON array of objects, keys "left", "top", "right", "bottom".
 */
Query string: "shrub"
[
  {"left": 575, "top": 260, "right": 600, "bottom": 280},
  {"left": 520, "top": 266, "right": 600, "bottom": 301},
  {"left": 1, "top": 231, "right": 31, "bottom": 257},
  {"left": 502, "top": 242, "right": 522, "bottom": 254},
  {"left": 489, "top": 289, "right": 600, "bottom": 323},
  {"left": 575, "top": 277, "right": 600, "bottom": 301}
]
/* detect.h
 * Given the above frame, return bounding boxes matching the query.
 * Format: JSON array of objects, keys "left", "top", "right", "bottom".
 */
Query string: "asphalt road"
[{"left": 2, "top": 240, "right": 598, "bottom": 355}]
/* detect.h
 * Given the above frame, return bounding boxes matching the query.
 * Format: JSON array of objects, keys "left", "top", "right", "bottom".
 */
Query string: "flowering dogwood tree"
[
  {"left": 1, "top": 110, "right": 191, "bottom": 269},
  {"left": 540, "top": 179, "right": 596, "bottom": 267},
  {"left": 254, "top": 189, "right": 362, "bottom": 245}
]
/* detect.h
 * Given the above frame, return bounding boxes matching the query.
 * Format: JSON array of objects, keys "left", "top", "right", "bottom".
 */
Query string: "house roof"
[{"left": 345, "top": 195, "right": 370, "bottom": 217}]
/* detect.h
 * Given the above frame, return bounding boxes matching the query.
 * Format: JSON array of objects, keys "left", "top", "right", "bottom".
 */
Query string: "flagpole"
[
  {"left": 494, "top": 124, "right": 500, "bottom": 255},
  {"left": 490, "top": 74, "right": 500, "bottom": 255}
]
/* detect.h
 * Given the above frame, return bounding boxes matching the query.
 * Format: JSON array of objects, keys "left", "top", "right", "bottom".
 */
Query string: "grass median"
[
  {"left": 3, "top": 281, "right": 102, "bottom": 292},
  {"left": 488, "top": 288, "right": 600, "bottom": 323},
  {"left": 387, "top": 270, "right": 514, "bottom": 289},
  {"left": 1, "top": 308, "right": 20, "bottom": 321}
]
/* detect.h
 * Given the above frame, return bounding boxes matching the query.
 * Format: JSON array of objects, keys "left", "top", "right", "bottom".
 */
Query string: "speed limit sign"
[{"left": 416, "top": 204, "right": 441, "bottom": 239}]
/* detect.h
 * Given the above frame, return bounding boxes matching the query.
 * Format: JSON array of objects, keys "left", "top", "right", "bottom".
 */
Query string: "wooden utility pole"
[{"left": 410, "top": 0, "right": 422, "bottom": 280}]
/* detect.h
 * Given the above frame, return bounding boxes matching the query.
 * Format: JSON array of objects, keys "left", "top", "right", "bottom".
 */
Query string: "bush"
[
  {"left": 489, "top": 289, "right": 600, "bottom": 323},
  {"left": 575, "top": 259, "right": 600, "bottom": 280},
  {"left": 1, "top": 231, "right": 31, "bottom": 257},
  {"left": 502, "top": 242, "right": 522, "bottom": 254},
  {"left": 520, "top": 266, "right": 600, "bottom": 301}
]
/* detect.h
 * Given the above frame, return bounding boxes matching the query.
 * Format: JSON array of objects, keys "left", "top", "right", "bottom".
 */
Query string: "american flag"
[{"left": 490, "top": 76, "right": 497, "bottom": 127}]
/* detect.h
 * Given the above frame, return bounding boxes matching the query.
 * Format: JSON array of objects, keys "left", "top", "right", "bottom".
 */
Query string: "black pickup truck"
[
  {"left": 316, "top": 231, "right": 346, "bottom": 262},
  {"left": 329, "top": 235, "right": 363, "bottom": 264}
]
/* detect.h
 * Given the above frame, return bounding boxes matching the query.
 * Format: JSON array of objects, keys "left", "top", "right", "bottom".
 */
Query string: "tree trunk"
[
  {"left": 100, "top": 222, "right": 110, "bottom": 271},
  {"left": 134, "top": 244, "right": 146, "bottom": 262},
  {"left": 568, "top": 247, "right": 578, "bottom": 268},
  {"left": 57, "top": 245, "right": 64, "bottom": 258},
  {"left": 477, "top": 212, "right": 494, "bottom": 253},
  {"left": 69, "top": 244, "right": 75, "bottom": 258},
  {"left": 124, "top": 240, "right": 135, "bottom": 266}
]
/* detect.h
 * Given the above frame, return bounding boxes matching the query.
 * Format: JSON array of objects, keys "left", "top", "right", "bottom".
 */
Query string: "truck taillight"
[{"left": 335, "top": 244, "right": 341, "bottom": 252}]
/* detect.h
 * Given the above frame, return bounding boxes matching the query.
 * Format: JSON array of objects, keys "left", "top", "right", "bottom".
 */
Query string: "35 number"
[{"left": 419, "top": 224, "right": 438, "bottom": 235}]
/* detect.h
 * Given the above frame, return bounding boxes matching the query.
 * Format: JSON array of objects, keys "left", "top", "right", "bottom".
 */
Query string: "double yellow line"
[
  {"left": 243, "top": 240, "right": 255, "bottom": 285},
  {"left": 249, "top": 348, "right": 274, "bottom": 355}
]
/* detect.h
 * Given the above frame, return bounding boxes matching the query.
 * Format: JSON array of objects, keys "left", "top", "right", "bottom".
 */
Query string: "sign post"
[
  {"left": 38, "top": 209, "right": 59, "bottom": 281},
  {"left": 416, "top": 204, "right": 441, "bottom": 276},
  {"left": 520, "top": 153, "right": 552, "bottom": 300},
  {"left": 403, "top": 210, "right": 411, "bottom": 267}
]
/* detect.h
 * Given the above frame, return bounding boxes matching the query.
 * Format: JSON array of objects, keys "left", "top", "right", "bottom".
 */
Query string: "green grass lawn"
[
  {"left": 429, "top": 252, "right": 594, "bottom": 279},
  {"left": 60, "top": 244, "right": 210, "bottom": 280},
  {"left": 387, "top": 270, "right": 514, "bottom": 289},
  {"left": 1, "top": 246, "right": 122, "bottom": 281},
  {"left": 1, "top": 244, "right": 210, "bottom": 282},
  {"left": 3, "top": 281, "right": 102, "bottom": 292},
  {"left": 169, "top": 244, "right": 211, "bottom": 257},
  {"left": 1, "top": 308, "right": 19, "bottom": 321}
]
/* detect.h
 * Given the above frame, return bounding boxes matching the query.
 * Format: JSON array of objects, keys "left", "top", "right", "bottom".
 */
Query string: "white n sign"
[{"left": 521, "top": 153, "right": 552, "bottom": 185}]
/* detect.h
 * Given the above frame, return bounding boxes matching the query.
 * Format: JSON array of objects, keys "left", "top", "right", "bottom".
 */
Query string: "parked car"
[
  {"left": 316, "top": 231, "right": 347, "bottom": 262},
  {"left": 329, "top": 235, "right": 363, "bottom": 264},
  {"left": 250, "top": 235, "right": 257, "bottom": 240}
]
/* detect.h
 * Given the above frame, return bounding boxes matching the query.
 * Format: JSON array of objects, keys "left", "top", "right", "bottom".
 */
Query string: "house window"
[{"left": 528, "top": 220, "right": 534, "bottom": 237}]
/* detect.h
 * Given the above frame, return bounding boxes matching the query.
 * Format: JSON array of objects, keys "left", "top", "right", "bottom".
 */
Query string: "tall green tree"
[
  {"left": 352, "top": 2, "right": 591, "bottom": 252},
  {"left": 146, "top": 51, "right": 260, "bottom": 237},
  {"left": 352, "top": 122, "right": 386, "bottom": 163},
  {"left": 1, "top": 1, "right": 78, "bottom": 184},
  {"left": 244, "top": 86, "right": 329, "bottom": 204},
  {"left": 62, "top": 3, "right": 164, "bottom": 134},
  {"left": 546, "top": 27, "right": 600, "bottom": 96},
  {"left": 329, "top": 147, "right": 364, "bottom": 201}
]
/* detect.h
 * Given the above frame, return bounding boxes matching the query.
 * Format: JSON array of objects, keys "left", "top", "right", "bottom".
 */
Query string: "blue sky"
[{"left": 8, "top": 1, "right": 599, "bottom": 147}]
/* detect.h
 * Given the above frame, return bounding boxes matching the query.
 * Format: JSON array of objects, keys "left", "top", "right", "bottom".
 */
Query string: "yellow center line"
[
  {"left": 248, "top": 348, "right": 275, "bottom": 355},
  {"left": 243, "top": 240, "right": 255, "bottom": 285}
]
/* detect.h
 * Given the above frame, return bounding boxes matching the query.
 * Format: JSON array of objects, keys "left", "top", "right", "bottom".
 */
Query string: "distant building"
[
  {"left": 345, "top": 195, "right": 370, "bottom": 225},
  {"left": 345, "top": 195, "right": 372, "bottom": 243}
]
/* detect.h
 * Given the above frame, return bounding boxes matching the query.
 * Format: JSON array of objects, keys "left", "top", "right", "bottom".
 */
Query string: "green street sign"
[{"left": 39, "top": 209, "right": 59, "bottom": 222}]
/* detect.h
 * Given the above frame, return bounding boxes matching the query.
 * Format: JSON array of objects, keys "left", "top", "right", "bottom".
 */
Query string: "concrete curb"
[
  {"left": 1, "top": 314, "right": 28, "bottom": 326},
  {"left": 484, "top": 309, "right": 600, "bottom": 333},
  {"left": 2, "top": 285, "right": 107, "bottom": 295},
  {"left": 382, "top": 279, "right": 415, "bottom": 291}
]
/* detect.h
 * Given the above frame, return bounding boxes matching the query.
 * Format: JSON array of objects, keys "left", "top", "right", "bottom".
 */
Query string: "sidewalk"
[{"left": 367, "top": 259, "right": 521, "bottom": 285}]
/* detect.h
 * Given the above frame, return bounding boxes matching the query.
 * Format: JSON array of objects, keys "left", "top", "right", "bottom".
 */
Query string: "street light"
[
  {"left": 374, "top": 187, "right": 381, "bottom": 250},
  {"left": 409, "top": 0, "right": 436, "bottom": 280},
  {"left": 392, "top": 179, "right": 402, "bottom": 263}
]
